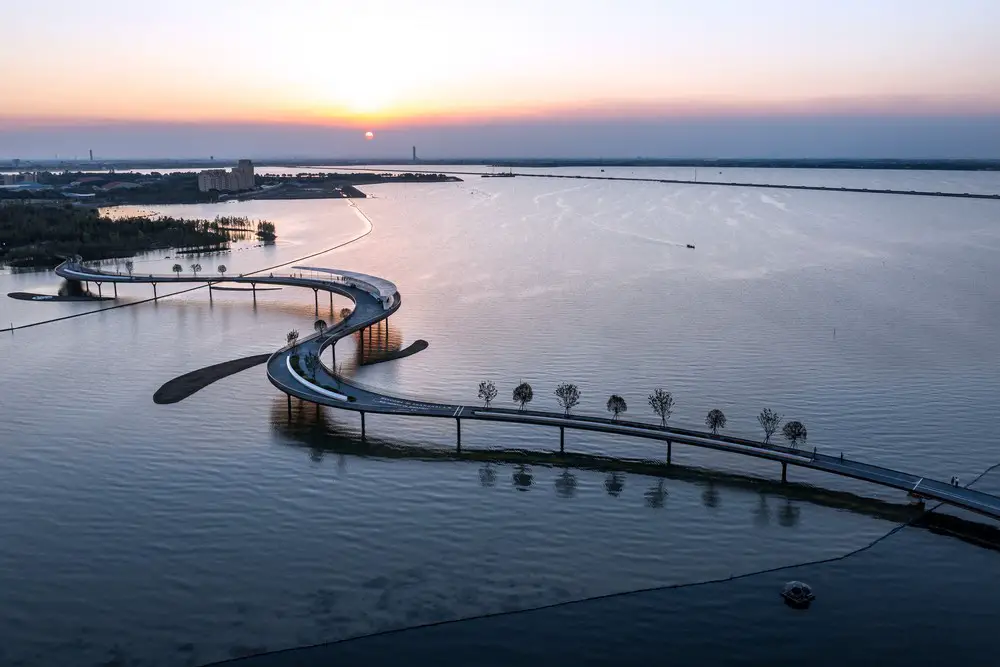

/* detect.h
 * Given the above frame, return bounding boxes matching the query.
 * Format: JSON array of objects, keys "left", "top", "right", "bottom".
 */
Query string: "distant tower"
[
  {"left": 89, "top": 149, "right": 93, "bottom": 161},
  {"left": 412, "top": 146, "right": 417, "bottom": 162}
]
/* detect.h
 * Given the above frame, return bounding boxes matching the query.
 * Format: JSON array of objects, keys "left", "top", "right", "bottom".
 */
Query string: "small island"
[
  {"left": 247, "top": 171, "right": 462, "bottom": 200},
  {"left": 0, "top": 204, "right": 276, "bottom": 268},
  {"left": 0, "top": 168, "right": 462, "bottom": 206}
]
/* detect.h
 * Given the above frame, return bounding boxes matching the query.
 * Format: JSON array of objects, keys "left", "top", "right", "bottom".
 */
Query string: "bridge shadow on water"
[{"left": 267, "top": 396, "right": 1000, "bottom": 548}]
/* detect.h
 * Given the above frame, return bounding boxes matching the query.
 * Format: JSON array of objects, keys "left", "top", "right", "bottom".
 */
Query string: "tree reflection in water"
[
  {"left": 644, "top": 479, "right": 668, "bottom": 508},
  {"left": 479, "top": 463, "right": 497, "bottom": 488},
  {"left": 778, "top": 499, "right": 801, "bottom": 527},
  {"left": 702, "top": 480, "right": 720, "bottom": 509},
  {"left": 554, "top": 469, "right": 577, "bottom": 498},
  {"left": 512, "top": 464, "right": 533, "bottom": 491},
  {"left": 605, "top": 471, "right": 625, "bottom": 497},
  {"left": 753, "top": 492, "right": 771, "bottom": 526}
]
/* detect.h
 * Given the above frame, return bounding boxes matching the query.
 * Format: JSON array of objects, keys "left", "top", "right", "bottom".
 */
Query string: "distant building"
[
  {"left": 2, "top": 172, "right": 39, "bottom": 186},
  {"left": 197, "top": 160, "right": 255, "bottom": 192}
]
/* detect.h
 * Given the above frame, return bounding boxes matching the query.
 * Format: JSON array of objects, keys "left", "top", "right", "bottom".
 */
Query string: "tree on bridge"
[
  {"left": 190, "top": 263, "right": 202, "bottom": 277},
  {"left": 314, "top": 319, "right": 328, "bottom": 335},
  {"left": 478, "top": 380, "right": 498, "bottom": 408},
  {"left": 705, "top": 409, "right": 727, "bottom": 435},
  {"left": 512, "top": 381, "right": 534, "bottom": 411},
  {"left": 172, "top": 263, "right": 182, "bottom": 277},
  {"left": 555, "top": 383, "right": 580, "bottom": 417},
  {"left": 782, "top": 420, "right": 807, "bottom": 448},
  {"left": 648, "top": 388, "right": 674, "bottom": 428},
  {"left": 218, "top": 264, "right": 227, "bottom": 278},
  {"left": 286, "top": 329, "right": 299, "bottom": 348},
  {"left": 124, "top": 260, "right": 134, "bottom": 277},
  {"left": 606, "top": 394, "right": 627, "bottom": 421},
  {"left": 339, "top": 307, "right": 352, "bottom": 320},
  {"left": 757, "top": 408, "right": 782, "bottom": 444}
]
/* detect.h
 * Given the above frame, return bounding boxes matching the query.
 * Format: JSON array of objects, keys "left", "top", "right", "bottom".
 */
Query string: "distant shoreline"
[
  {"left": 301, "top": 166, "right": 1000, "bottom": 201},
  {"left": 3, "top": 158, "right": 999, "bottom": 173}
]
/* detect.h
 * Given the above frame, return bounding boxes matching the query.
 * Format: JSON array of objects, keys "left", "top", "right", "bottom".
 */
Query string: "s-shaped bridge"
[{"left": 55, "top": 260, "right": 1000, "bottom": 522}]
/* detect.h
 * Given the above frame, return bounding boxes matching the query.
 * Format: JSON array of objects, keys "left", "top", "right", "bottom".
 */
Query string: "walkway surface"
[{"left": 55, "top": 260, "right": 1000, "bottom": 521}]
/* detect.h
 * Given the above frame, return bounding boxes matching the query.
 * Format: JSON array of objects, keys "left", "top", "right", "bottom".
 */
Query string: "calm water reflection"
[{"left": 1, "top": 168, "right": 999, "bottom": 665}]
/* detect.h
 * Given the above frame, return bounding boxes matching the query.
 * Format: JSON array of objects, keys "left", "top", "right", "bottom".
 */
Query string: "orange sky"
[{"left": 2, "top": 0, "right": 998, "bottom": 128}]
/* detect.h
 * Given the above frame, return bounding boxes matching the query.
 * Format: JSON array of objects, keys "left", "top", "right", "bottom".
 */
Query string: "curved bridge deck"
[{"left": 56, "top": 261, "right": 1000, "bottom": 522}]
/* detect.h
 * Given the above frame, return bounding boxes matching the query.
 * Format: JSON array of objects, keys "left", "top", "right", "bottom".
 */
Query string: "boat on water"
[{"left": 686, "top": 244, "right": 696, "bottom": 249}]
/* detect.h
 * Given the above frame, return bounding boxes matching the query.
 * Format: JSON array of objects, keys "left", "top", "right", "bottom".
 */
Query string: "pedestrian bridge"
[{"left": 55, "top": 260, "right": 1000, "bottom": 522}]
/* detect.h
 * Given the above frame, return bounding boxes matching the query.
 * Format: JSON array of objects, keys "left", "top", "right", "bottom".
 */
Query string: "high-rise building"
[
  {"left": 3, "top": 172, "right": 38, "bottom": 185},
  {"left": 235, "top": 159, "right": 255, "bottom": 190},
  {"left": 412, "top": 146, "right": 417, "bottom": 162},
  {"left": 197, "top": 160, "right": 255, "bottom": 192}
]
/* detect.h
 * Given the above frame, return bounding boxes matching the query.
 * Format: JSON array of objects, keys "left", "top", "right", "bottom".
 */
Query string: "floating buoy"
[{"left": 781, "top": 581, "right": 815, "bottom": 608}]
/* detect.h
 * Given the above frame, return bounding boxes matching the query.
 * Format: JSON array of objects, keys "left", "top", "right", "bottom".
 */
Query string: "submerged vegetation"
[{"left": 0, "top": 204, "right": 277, "bottom": 267}]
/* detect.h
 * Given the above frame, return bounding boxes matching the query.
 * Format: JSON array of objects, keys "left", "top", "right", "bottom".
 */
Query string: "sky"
[{"left": 1, "top": 0, "right": 998, "bottom": 159}]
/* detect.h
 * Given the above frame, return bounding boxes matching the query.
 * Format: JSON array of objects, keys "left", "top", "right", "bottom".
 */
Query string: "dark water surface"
[{"left": 1, "top": 168, "right": 999, "bottom": 665}]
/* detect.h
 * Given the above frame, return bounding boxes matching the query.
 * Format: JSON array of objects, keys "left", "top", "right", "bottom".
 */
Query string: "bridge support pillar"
[
  {"left": 329, "top": 291, "right": 333, "bottom": 312},
  {"left": 781, "top": 462, "right": 787, "bottom": 483},
  {"left": 667, "top": 440, "right": 672, "bottom": 465},
  {"left": 560, "top": 427, "right": 565, "bottom": 454},
  {"left": 361, "top": 411, "right": 366, "bottom": 440},
  {"left": 251, "top": 283, "right": 257, "bottom": 307},
  {"left": 287, "top": 394, "right": 292, "bottom": 418},
  {"left": 112, "top": 283, "right": 117, "bottom": 298},
  {"left": 96, "top": 282, "right": 102, "bottom": 298},
  {"left": 152, "top": 283, "right": 157, "bottom": 300},
  {"left": 359, "top": 329, "right": 364, "bottom": 360},
  {"left": 456, "top": 418, "right": 461, "bottom": 453},
  {"left": 209, "top": 282, "right": 213, "bottom": 304},
  {"left": 313, "top": 288, "right": 318, "bottom": 316}
]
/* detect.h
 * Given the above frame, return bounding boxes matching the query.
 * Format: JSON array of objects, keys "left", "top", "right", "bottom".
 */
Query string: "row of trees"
[
  {"left": 170, "top": 263, "right": 228, "bottom": 278},
  {"left": 279, "top": 327, "right": 809, "bottom": 448},
  {"left": 477, "top": 380, "right": 808, "bottom": 447}
]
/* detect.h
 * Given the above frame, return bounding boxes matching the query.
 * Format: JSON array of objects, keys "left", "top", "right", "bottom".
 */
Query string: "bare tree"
[
  {"left": 757, "top": 408, "right": 782, "bottom": 444},
  {"left": 339, "top": 307, "right": 352, "bottom": 319},
  {"left": 286, "top": 329, "right": 299, "bottom": 347},
  {"left": 705, "top": 409, "right": 727, "bottom": 435},
  {"left": 124, "top": 260, "right": 134, "bottom": 277},
  {"left": 554, "top": 383, "right": 580, "bottom": 417},
  {"left": 512, "top": 381, "right": 533, "bottom": 411},
  {"left": 782, "top": 420, "right": 807, "bottom": 448},
  {"left": 606, "top": 394, "right": 627, "bottom": 421},
  {"left": 217, "top": 264, "right": 227, "bottom": 278},
  {"left": 190, "top": 263, "right": 202, "bottom": 277},
  {"left": 314, "top": 319, "right": 328, "bottom": 334},
  {"left": 172, "top": 263, "right": 182, "bottom": 277},
  {"left": 648, "top": 388, "right": 674, "bottom": 428},
  {"left": 478, "top": 380, "right": 498, "bottom": 408}
]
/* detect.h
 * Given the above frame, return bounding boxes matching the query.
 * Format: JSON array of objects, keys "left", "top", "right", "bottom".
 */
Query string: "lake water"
[{"left": 1, "top": 167, "right": 999, "bottom": 666}]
